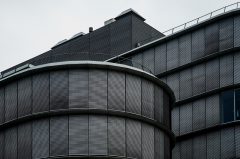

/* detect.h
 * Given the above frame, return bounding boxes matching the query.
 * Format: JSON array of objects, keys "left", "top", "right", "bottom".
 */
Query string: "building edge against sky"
[{"left": 1, "top": 3, "right": 240, "bottom": 159}]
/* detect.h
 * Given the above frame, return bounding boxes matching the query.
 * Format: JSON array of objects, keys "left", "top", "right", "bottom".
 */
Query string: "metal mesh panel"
[
  {"left": 219, "top": 18, "right": 234, "bottom": 51},
  {"left": 154, "top": 129, "right": 164, "bottom": 159},
  {"left": 142, "top": 79, "right": 154, "bottom": 118},
  {"left": 180, "top": 139, "right": 192, "bottom": 159},
  {"left": 193, "top": 99, "right": 206, "bottom": 130},
  {"left": 154, "top": 86, "right": 163, "bottom": 123},
  {"left": 50, "top": 116, "right": 68, "bottom": 156},
  {"left": 167, "top": 39, "right": 179, "bottom": 70},
  {"left": 126, "top": 74, "right": 141, "bottom": 114},
  {"left": 132, "top": 53, "right": 143, "bottom": 70},
  {"left": 108, "top": 71, "right": 125, "bottom": 111},
  {"left": 192, "top": 29, "right": 205, "bottom": 60},
  {"left": 4, "top": 128, "right": 17, "bottom": 159},
  {"left": 205, "top": 23, "right": 219, "bottom": 54},
  {"left": 220, "top": 55, "right": 233, "bottom": 87},
  {"left": 221, "top": 127, "right": 235, "bottom": 159},
  {"left": 5, "top": 82, "right": 17, "bottom": 121},
  {"left": 108, "top": 117, "right": 125, "bottom": 157},
  {"left": 234, "top": 16, "right": 240, "bottom": 47},
  {"left": 18, "top": 77, "right": 32, "bottom": 117},
  {"left": 180, "top": 103, "right": 192, "bottom": 135},
  {"left": 192, "top": 64, "right": 206, "bottom": 95},
  {"left": 18, "top": 122, "right": 32, "bottom": 159},
  {"left": 126, "top": 120, "right": 141, "bottom": 159},
  {"left": 207, "top": 131, "right": 220, "bottom": 159},
  {"left": 154, "top": 44, "right": 167, "bottom": 74},
  {"left": 172, "top": 107, "right": 180, "bottom": 136},
  {"left": 172, "top": 142, "right": 180, "bottom": 159},
  {"left": 163, "top": 92, "right": 170, "bottom": 127},
  {"left": 193, "top": 135, "right": 206, "bottom": 159},
  {"left": 69, "top": 115, "right": 88, "bottom": 155},
  {"left": 69, "top": 69, "right": 88, "bottom": 108},
  {"left": 206, "top": 94, "right": 220, "bottom": 127},
  {"left": 142, "top": 123, "right": 154, "bottom": 159},
  {"left": 143, "top": 48, "right": 154, "bottom": 73},
  {"left": 180, "top": 68, "right": 192, "bottom": 100},
  {"left": 50, "top": 71, "right": 68, "bottom": 110},
  {"left": 167, "top": 73, "right": 179, "bottom": 101},
  {"left": 32, "top": 73, "right": 49, "bottom": 113},
  {"left": 89, "top": 70, "right": 107, "bottom": 109},
  {"left": 0, "top": 132, "right": 3, "bottom": 159},
  {"left": 32, "top": 119, "right": 49, "bottom": 158},
  {"left": 0, "top": 88, "right": 4, "bottom": 124},
  {"left": 236, "top": 125, "right": 240, "bottom": 158},
  {"left": 234, "top": 52, "right": 240, "bottom": 84},
  {"left": 206, "top": 58, "right": 220, "bottom": 91},
  {"left": 89, "top": 116, "right": 107, "bottom": 155},
  {"left": 179, "top": 34, "right": 191, "bottom": 66}
]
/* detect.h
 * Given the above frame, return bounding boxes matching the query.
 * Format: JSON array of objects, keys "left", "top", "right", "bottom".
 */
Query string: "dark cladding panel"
[
  {"left": 68, "top": 34, "right": 90, "bottom": 54},
  {"left": 179, "top": 34, "right": 191, "bottom": 65},
  {"left": 234, "top": 16, "right": 240, "bottom": 47},
  {"left": 206, "top": 58, "right": 219, "bottom": 91},
  {"left": 234, "top": 52, "right": 240, "bottom": 84},
  {"left": 167, "top": 73, "right": 179, "bottom": 101},
  {"left": 89, "top": 70, "right": 107, "bottom": 109},
  {"left": 50, "top": 116, "right": 68, "bottom": 156},
  {"left": 18, "top": 122, "right": 31, "bottom": 159},
  {"left": 89, "top": 116, "right": 107, "bottom": 155},
  {"left": 4, "top": 128, "right": 17, "bottom": 159},
  {"left": 207, "top": 131, "right": 220, "bottom": 159},
  {"left": 206, "top": 94, "right": 220, "bottom": 127},
  {"left": 154, "top": 86, "right": 163, "bottom": 123},
  {"left": 192, "top": 64, "right": 206, "bottom": 95},
  {"left": 126, "top": 74, "right": 141, "bottom": 114},
  {"left": 155, "top": 44, "right": 167, "bottom": 74},
  {"left": 69, "top": 115, "right": 88, "bottom": 155},
  {"left": 180, "top": 68, "right": 192, "bottom": 100},
  {"left": 50, "top": 71, "right": 68, "bottom": 110},
  {"left": 172, "top": 107, "right": 180, "bottom": 136},
  {"left": 154, "top": 129, "right": 164, "bottom": 159},
  {"left": 32, "top": 119, "right": 49, "bottom": 158},
  {"left": 32, "top": 73, "right": 49, "bottom": 113},
  {"left": 132, "top": 53, "right": 143, "bottom": 70},
  {"left": 108, "top": 71, "right": 125, "bottom": 111},
  {"left": 163, "top": 92, "right": 170, "bottom": 127},
  {"left": 69, "top": 70, "right": 88, "bottom": 108},
  {"left": 172, "top": 143, "right": 180, "bottom": 159},
  {"left": 219, "top": 18, "right": 234, "bottom": 51},
  {"left": 180, "top": 139, "right": 193, "bottom": 159},
  {"left": 180, "top": 103, "right": 192, "bottom": 135},
  {"left": 192, "top": 29, "right": 205, "bottom": 60},
  {"left": 108, "top": 117, "right": 125, "bottom": 157},
  {"left": 0, "top": 132, "right": 3, "bottom": 159},
  {"left": 193, "top": 99, "right": 206, "bottom": 130},
  {"left": 167, "top": 39, "right": 179, "bottom": 70},
  {"left": 142, "top": 79, "right": 154, "bottom": 118},
  {"left": 205, "top": 23, "right": 219, "bottom": 54},
  {"left": 164, "top": 135, "right": 171, "bottom": 159},
  {"left": 126, "top": 120, "right": 141, "bottom": 159},
  {"left": 193, "top": 135, "right": 206, "bottom": 159},
  {"left": 5, "top": 82, "right": 17, "bottom": 121},
  {"left": 143, "top": 48, "right": 154, "bottom": 73},
  {"left": 18, "top": 77, "right": 32, "bottom": 117},
  {"left": 220, "top": 55, "right": 233, "bottom": 87},
  {"left": 142, "top": 124, "right": 154, "bottom": 159},
  {"left": 236, "top": 125, "right": 240, "bottom": 158},
  {"left": 221, "top": 128, "right": 235, "bottom": 159},
  {"left": 0, "top": 89, "right": 4, "bottom": 124}
]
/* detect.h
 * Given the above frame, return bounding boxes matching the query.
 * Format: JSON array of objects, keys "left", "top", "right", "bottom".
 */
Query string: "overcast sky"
[{"left": 0, "top": 0, "right": 239, "bottom": 71}]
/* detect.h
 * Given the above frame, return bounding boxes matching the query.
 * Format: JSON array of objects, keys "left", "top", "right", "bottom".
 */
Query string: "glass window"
[
  {"left": 235, "top": 89, "right": 240, "bottom": 120},
  {"left": 221, "top": 90, "right": 234, "bottom": 123}
]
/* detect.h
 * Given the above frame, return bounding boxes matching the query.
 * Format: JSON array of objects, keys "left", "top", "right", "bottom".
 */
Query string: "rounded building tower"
[{"left": 0, "top": 61, "right": 175, "bottom": 159}]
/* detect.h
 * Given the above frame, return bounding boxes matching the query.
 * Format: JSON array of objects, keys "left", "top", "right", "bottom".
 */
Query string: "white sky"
[{"left": 0, "top": 0, "right": 239, "bottom": 71}]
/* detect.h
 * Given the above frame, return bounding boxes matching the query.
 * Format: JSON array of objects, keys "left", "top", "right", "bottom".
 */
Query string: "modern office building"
[{"left": 1, "top": 3, "right": 240, "bottom": 159}]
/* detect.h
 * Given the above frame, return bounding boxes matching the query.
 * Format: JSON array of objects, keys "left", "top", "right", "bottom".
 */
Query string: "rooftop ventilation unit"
[
  {"left": 70, "top": 32, "right": 85, "bottom": 39},
  {"left": 104, "top": 18, "right": 116, "bottom": 25},
  {"left": 52, "top": 39, "right": 68, "bottom": 48},
  {"left": 115, "top": 8, "right": 145, "bottom": 21},
  {"left": 16, "top": 64, "right": 34, "bottom": 72}
]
